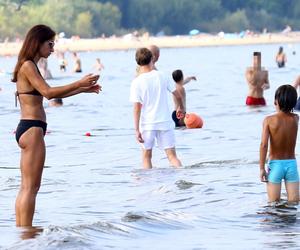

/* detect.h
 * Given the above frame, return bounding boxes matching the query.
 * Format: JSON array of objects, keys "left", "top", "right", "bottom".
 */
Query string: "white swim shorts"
[{"left": 141, "top": 130, "right": 176, "bottom": 150}]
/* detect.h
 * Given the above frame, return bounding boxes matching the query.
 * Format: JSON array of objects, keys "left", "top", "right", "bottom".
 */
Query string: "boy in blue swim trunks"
[{"left": 260, "top": 84, "right": 299, "bottom": 203}]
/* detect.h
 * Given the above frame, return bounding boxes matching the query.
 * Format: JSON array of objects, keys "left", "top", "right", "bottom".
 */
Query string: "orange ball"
[{"left": 184, "top": 113, "right": 203, "bottom": 128}]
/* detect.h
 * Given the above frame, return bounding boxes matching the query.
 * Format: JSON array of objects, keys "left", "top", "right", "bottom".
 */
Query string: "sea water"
[{"left": 1, "top": 44, "right": 300, "bottom": 249}]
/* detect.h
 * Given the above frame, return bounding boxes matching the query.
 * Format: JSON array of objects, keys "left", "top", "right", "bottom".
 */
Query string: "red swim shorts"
[{"left": 246, "top": 96, "right": 266, "bottom": 106}]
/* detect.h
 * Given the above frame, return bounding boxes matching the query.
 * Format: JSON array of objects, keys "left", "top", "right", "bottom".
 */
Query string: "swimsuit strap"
[
  {"left": 16, "top": 89, "right": 42, "bottom": 96},
  {"left": 32, "top": 60, "right": 43, "bottom": 78}
]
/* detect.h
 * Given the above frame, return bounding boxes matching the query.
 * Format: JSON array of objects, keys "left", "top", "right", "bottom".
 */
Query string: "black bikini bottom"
[{"left": 16, "top": 119, "right": 47, "bottom": 144}]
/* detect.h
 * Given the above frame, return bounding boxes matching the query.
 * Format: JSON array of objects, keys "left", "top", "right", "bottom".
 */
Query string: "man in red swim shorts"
[
  {"left": 245, "top": 52, "right": 270, "bottom": 106},
  {"left": 246, "top": 96, "right": 266, "bottom": 105}
]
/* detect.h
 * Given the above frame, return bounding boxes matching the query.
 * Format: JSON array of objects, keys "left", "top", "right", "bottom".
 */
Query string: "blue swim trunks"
[{"left": 268, "top": 159, "right": 299, "bottom": 184}]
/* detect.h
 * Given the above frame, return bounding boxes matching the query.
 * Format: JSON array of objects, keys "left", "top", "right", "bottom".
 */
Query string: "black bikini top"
[
  {"left": 16, "top": 89, "right": 42, "bottom": 96},
  {"left": 15, "top": 60, "right": 43, "bottom": 107}
]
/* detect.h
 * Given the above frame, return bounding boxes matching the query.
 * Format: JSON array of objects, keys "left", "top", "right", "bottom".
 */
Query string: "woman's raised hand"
[
  {"left": 79, "top": 74, "right": 100, "bottom": 87},
  {"left": 83, "top": 84, "right": 102, "bottom": 94}
]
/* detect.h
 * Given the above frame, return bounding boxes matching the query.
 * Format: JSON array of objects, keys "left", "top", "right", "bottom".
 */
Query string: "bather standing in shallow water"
[
  {"left": 12, "top": 24, "right": 101, "bottom": 227},
  {"left": 276, "top": 46, "right": 287, "bottom": 68},
  {"left": 245, "top": 52, "right": 270, "bottom": 106}
]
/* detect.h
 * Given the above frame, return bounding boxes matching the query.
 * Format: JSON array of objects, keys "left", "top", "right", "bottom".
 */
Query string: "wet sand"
[{"left": 1, "top": 32, "right": 300, "bottom": 56}]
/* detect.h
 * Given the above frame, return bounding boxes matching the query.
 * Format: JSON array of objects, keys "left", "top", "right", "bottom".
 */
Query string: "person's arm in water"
[
  {"left": 259, "top": 117, "right": 270, "bottom": 182},
  {"left": 133, "top": 102, "right": 144, "bottom": 143},
  {"left": 23, "top": 61, "right": 99, "bottom": 99},
  {"left": 183, "top": 76, "right": 197, "bottom": 85}
]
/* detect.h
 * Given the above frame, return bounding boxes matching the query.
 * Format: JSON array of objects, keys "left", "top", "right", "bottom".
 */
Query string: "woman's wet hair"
[
  {"left": 135, "top": 48, "right": 152, "bottom": 66},
  {"left": 275, "top": 84, "right": 297, "bottom": 113},
  {"left": 172, "top": 69, "right": 183, "bottom": 82},
  {"left": 12, "top": 24, "right": 55, "bottom": 82}
]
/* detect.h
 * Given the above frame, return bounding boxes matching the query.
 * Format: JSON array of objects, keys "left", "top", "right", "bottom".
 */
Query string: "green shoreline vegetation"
[{"left": 0, "top": 0, "right": 300, "bottom": 39}]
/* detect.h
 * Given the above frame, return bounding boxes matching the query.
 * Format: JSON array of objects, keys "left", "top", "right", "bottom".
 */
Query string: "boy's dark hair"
[
  {"left": 253, "top": 51, "right": 261, "bottom": 56},
  {"left": 135, "top": 48, "right": 152, "bottom": 66},
  {"left": 275, "top": 84, "right": 297, "bottom": 113},
  {"left": 172, "top": 69, "right": 183, "bottom": 82}
]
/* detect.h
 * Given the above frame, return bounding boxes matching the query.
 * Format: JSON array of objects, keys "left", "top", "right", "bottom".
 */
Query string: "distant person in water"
[
  {"left": 245, "top": 52, "right": 270, "bottom": 106},
  {"left": 130, "top": 48, "right": 184, "bottom": 169},
  {"left": 259, "top": 85, "right": 299, "bottom": 203},
  {"left": 148, "top": 45, "right": 160, "bottom": 70},
  {"left": 293, "top": 75, "right": 300, "bottom": 110},
  {"left": 12, "top": 24, "right": 101, "bottom": 227},
  {"left": 72, "top": 52, "right": 82, "bottom": 73},
  {"left": 171, "top": 69, "right": 196, "bottom": 127},
  {"left": 49, "top": 98, "right": 63, "bottom": 107},
  {"left": 59, "top": 51, "right": 67, "bottom": 72},
  {"left": 276, "top": 46, "right": 287, "bottom": 68},
  {"left": 37, "top": 57, "right": 52, "bottom": 79},
  {"left": 94, "top": 58, "right": 104, "bottom": 72}
]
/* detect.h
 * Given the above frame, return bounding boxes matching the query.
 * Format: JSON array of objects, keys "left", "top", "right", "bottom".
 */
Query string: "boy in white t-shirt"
[{"left": 130, "top": 48, "right": 184, "bottom": 169}]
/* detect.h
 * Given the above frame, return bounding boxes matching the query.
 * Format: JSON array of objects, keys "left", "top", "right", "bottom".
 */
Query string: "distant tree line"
[{"left": 0, "top": 0, "right": 300, "bottom": 39}]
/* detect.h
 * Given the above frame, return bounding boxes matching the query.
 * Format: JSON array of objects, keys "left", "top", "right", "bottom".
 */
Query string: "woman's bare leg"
[{"left": 15, "top": 128, "right": 45, "bottom": 227}]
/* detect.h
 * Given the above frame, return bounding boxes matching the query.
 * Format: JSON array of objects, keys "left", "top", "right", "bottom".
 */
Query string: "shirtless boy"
[
  {"left": 245, "top": 52, "right": 270, "bottom": 106},
  {"left": 171, "top": 69, "right": 196, "bottom": 127},
  {"left": 260, "top": 85, "right": 299, "bottom": 203}
]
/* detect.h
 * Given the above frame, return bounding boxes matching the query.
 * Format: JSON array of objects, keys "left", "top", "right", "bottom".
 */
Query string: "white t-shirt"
[{"left": 130, "top": 70, "right": 176, "bottom": 131}]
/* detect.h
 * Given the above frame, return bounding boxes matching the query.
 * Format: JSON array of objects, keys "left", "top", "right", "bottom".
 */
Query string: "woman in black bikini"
[{"left": 12, "top": 24, "right": 101, "bottom": 227}]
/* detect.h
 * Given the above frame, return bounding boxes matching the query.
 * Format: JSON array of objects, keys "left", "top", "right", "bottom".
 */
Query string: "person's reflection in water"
[
  {"left": 259, "top": 203, "right": 298, "bottom": 249},
  {"left": 20, "top": 226, "right": 43, "bottom": 240},
  {"left": 259, "top": 201, "right": 298, "bottom": 224}
]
